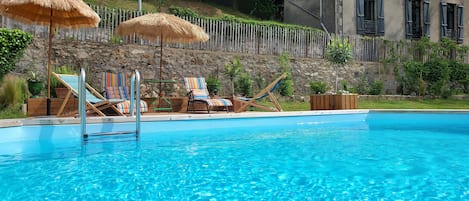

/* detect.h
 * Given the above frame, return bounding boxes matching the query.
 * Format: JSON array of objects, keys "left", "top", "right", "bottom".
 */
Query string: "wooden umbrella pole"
[
  {"left": 47, "top": 7, "right": 54, "bottom": 115},
  {"left": 159, "top": 33, "right": 163, "bottom": 96}
]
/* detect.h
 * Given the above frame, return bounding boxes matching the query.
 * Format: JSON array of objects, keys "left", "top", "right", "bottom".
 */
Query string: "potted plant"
[
  {"left": 309, "top": 36, "right": 357, "bottom": 110},
  {"left": 50, "top": 65, "right": 76, "bottom": 98},
  {"left": 206, "top": 76, "right": 221, "bottom": 96},
  {"left": 27, "top": 71, "right": 43, "bottom": 98}
]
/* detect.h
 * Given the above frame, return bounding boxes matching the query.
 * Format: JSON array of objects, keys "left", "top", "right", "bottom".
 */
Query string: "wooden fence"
[{"left": 1, "top": 5, "right": 466, "bottom": 63}]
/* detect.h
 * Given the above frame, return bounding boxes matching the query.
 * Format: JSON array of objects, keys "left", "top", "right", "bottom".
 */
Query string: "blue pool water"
[{"left": 0, "top": 112, "right": 468, "bottom": 200}]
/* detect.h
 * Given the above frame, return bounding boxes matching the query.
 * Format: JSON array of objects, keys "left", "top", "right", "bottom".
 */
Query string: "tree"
[
  {"left": 325, "top": 36, "right": 353, "bottom": 92},
  {"left": 225, "top": 57, "right": 243, "bottom": 97}
]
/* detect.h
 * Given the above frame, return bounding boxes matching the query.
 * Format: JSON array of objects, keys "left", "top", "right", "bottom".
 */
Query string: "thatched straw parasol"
[
  {"left": 117, "top": 13, "right": 209, "bottom": 95},
  {"left": 0, "top": 0, "right": 100, "bottom": 115}
]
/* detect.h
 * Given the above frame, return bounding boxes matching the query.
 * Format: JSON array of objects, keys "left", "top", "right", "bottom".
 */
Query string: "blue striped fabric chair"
[
  {"left": 184, "top": 77, "right": 232, "bottom": 113},
  {"left": 102, "top": 72, "right": 148, "bottom": 114},
  {"left": 52, "top": 73, "right": 125, "bottom": 117}
]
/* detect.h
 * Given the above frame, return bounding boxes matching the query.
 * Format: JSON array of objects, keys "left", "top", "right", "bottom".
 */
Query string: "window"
[
  {"left": 364, "top": 0, "right": 375, "bottom": 20},
  {"left": 441, "top": 2, "right": 464, "bottom": 43},
  {"left": 405, "top": 0, "right": 429, "bottom": 39},
  {"left": 357, "top": 0, "right": 384, "bottom": 36}
]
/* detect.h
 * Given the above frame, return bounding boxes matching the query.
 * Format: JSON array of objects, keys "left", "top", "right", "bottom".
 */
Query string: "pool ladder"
[{"left": 78, "top": 68, "right": 141, "bottom": 142}]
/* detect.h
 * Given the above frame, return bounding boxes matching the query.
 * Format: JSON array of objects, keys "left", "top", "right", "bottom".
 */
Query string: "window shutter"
[
  {"left": 356, "top": 0, "right": 365, "bottom": 35},
  {"left": 377, "top": 0, "right": 384, "bottom": 36},
  {"left": 440, "top": 2, "right": 448, "bottom": 38},
  {"left": 423, "top": 0, "right": 430, "bottom": 37},
  {"left": 405, "top": 0, "right": 413, "bottom": 38},
  {"left": 457, "top": 4, "right": 464, "bottom": 43}
]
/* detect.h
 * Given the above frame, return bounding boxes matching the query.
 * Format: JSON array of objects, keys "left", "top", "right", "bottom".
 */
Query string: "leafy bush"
[
  {"left": 278, "top": 52, "right": 293, "bottom": 96},
  {"left": 252, "top": 0, "right": 278, "bottom": 20},
  {"left": 399, "top": 61, "right": 425, "bottom": 95},
  {"left": 235, "top": 72, "right": 253, "bottom": 97},
  {"left": 355, "top": 76, "right": 370, "bottom": 95},
  {"left": 309, "top": 81, "right": 328, "bottom": 94},
  {"left": 0, "top": 74, "right": 28, "bottom": 109},
  {"left": 423, "top": 59, "right": 450, "bottom": 96},
  {"left": 369, "top": 80, "right": 384, "bottom": 95},
  {"left": 168, "top": 6, "right": 200, "bottom": 18},
  {"left": 206, "top": 76, "right": 221, "bottom": 96},
  {"left": 0, "top": 28, "right": 33, "bottom": 80},
  {"left": 448, "top": 60, "right": 469, "bottom": 93},
  {"left": 225, "top": 57, "right": 243, "bottom": 96}
]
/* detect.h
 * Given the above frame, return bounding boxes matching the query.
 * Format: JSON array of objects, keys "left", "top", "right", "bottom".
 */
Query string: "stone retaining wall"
[{"left": 16, "top": 39, "right": 398, "bottom": 98}]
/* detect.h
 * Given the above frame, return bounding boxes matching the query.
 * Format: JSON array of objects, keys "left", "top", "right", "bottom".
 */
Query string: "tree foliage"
[
  {"left": 325, "top": 36, "right": 353, "bottom": 92},
  {"left": 278, "top": 52, "right": 293, "bottom": 96},
  {"left": 0, "top": 28, "right": 33, "bottom": 80}
]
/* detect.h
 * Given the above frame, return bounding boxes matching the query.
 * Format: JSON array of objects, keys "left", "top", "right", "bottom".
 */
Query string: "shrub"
[
  {"left": 206, "top": 76, "right": 221, "bottom": 96},
  {"left": 235, "top": 72, "right": 253, "bottom": 97},
  {"left": 0, "top": 28, "right": 33, "bottom": 80},
  {"left": 355, "top": 76, "right": 370, "bottom": 95},
  {"left": 225, "top": 57, "right": 243, "bottom": 96},
  {"left": 448, "top": 60, "right": 469, "bottom": 93},
  {"left": 168, "top": 6, "right": 200, "bottom": 18},
  {"left": 401, "top": 61, "right": 425, "bottom": 95},
  {"left": 252, "top": 0, "right": 278, "bottom": 20},
  {"left": 278, "top": 52, "right": 293, "bottom": 96},
  {"left": 369, "top": 80, "right": 384, "bottom": 95},
  {"left": 423, "top": 59, "right": 450, "bottom": 96},
  {"left": 0, "top": 74, "right": 28, "bottom": 109},
  {"left": 341, "top": 80, "right": 349, "bottom": 92},
  {"left": 309, "top": 81, "right": 327, "bottom": 94}
]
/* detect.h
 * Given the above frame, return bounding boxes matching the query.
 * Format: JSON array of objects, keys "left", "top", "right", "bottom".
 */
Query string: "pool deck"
[{"left": 1, "top": 109, "right": 469, "bottom": 128}]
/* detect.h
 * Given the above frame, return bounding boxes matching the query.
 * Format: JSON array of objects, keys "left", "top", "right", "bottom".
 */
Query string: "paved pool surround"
[{"left": 2, "top": 109, "right": 469, "bottom": 129}]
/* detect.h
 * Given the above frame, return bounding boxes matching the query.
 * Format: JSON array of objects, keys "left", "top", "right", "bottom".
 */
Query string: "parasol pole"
[
  {"left": 159, "top": 33, "right": 163, "bottom": 96},
  {"left": 46, "top": 7, "right": 54, "bottom": 116}
]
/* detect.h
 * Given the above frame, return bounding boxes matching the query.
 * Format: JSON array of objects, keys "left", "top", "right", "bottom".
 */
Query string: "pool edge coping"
[{"left": 1, "top": 109, "right": 469, "bottom": 128}]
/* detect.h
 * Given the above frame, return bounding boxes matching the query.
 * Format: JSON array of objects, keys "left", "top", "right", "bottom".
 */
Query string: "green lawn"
[
  {"left": 358, "top": 99, "right": 469, "bottom": 109},
  {"left": 278, "top": 98, "right": 469, "bottom": 111}
]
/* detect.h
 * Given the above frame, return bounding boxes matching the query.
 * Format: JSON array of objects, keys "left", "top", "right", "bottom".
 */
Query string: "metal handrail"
[
  {"left": 79, "top": 68, "right": 86, "bottom": 139},
  {"left": 80, "top": 68, "right": 141, "bottom": 142},
  {"left": 130, "top": 69, "right": 141, "bottom": 136}
]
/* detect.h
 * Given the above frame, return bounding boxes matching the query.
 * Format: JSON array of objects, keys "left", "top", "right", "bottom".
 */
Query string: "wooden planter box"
[
  {"left": 310, "top": 94, "right": 358, "bottom": 110},
  {"left": 142, "top": 97, "right": 188, "bottom": 112},
  {"left": 27, "top": 97, "right": 78, "bottom": 116}
]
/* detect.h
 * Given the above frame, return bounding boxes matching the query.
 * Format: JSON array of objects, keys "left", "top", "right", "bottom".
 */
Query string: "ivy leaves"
[{"left": 0, "top": 28, "right": 33, "bottom": 80}]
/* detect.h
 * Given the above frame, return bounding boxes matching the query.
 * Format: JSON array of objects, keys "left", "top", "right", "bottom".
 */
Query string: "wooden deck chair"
[
  {"left": 102, "top": 71, "right": 148, "bottom": 114},
  {"left": 234, "top": 73, "right": 287, "bottom": 113},
  {"left": 184, "top": 77, "right": 233, "bottom": 113},
  {"left": 52, "top": 72, "right": 125, "bottom": 117}
]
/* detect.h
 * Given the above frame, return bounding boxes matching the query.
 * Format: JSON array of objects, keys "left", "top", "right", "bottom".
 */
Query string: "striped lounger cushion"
[{"left": 115, "top": 100, "right": 148, "bottom": 114}]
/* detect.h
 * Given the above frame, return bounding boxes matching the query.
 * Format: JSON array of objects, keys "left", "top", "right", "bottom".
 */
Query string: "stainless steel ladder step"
[{"left": 79, "top": 68, "right": 142, "bottom": 143}]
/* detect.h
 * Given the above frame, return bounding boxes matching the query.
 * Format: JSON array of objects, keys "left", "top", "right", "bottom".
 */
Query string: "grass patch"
[
  {"left": 358, "top": 99, "right": 469, "bottom": 109},
  {"left": 270, "top": 98, "right": 469, "bottom": 111},
  {"left": 0, "top": 105, "right": 26, "bottom": 119}
]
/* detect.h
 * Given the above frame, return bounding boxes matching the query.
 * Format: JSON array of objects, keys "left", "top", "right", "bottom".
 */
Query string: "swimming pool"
[{"left": 0, "top": 112, "right": 468, "bottom": 200}]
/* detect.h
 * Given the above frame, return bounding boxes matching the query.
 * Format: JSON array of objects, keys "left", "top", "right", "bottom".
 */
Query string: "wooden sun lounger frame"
[
  {"left": 234, "top": 73, "right": 287, "bottom": 113},
  {"left": 52, "top": 72, "right": 124, "bottom": 117}
]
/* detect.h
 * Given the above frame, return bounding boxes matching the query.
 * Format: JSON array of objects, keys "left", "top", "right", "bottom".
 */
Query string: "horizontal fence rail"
[{"left": 1, "top": 5, "right": 467, "bottom": 63}]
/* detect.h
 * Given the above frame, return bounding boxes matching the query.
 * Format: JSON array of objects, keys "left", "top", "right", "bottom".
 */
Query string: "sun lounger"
[{"left": 184, "top": 77, "right": 232, "bottom": 113}]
